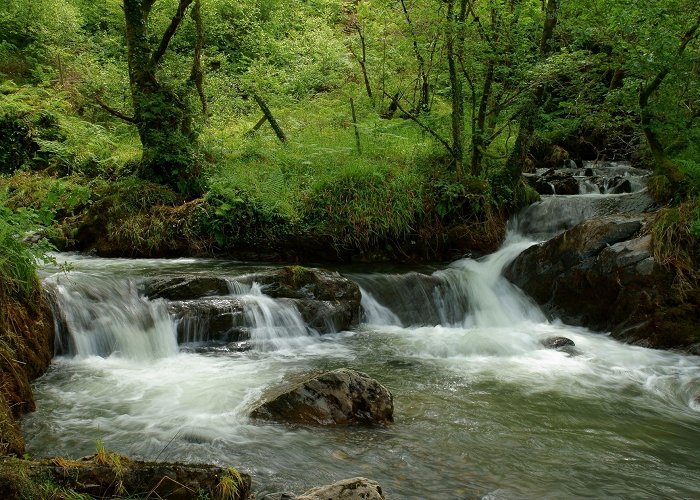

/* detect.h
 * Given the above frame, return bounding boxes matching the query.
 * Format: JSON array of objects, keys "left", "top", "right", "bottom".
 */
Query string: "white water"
[
  {"left": 27, "top": 195, "right": 700, "bottom": 498},
  {"left": 238, "top": 282, "right": 318, "bottom": 352},
  {"left": 47, "top": 273, "right": 178, "bottom": 360}
]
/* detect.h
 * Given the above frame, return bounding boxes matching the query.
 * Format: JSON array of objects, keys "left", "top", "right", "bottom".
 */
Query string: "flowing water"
[{"left": 24, "top": 196, "right": 700, "bottom": 498}]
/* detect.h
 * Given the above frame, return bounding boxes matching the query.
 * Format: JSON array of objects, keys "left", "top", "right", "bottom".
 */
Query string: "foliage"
[
  {"left": 215, "top": 467, "right": 244, "bottom": 500},
  {"left": 650, "top": 200, "right": 700, "bottom": 292},
  {"left": 0, "top": 0, "right": 698, "bottom": 259},
  {"left": 0, "top": 190, "right": 53, "bottom": 300}
]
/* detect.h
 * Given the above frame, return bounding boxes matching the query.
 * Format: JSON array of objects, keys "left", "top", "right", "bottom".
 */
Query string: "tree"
[
  {"left": 505, "top": 0, "right": 560, "bottom": 183},
  {"left": 638, "top": 14, "right": 700, "bottom": 183},
  {"left": 122, "top": 0, "right": 204, "bottom": 194}
]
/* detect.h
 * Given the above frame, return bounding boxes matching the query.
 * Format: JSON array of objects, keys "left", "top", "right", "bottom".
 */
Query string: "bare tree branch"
[
  {"left": 94, "top": 94, "right": 136, "bottom": 123},
  {"left": 382, "top": 90, "right": 453, "bottom": 155}
]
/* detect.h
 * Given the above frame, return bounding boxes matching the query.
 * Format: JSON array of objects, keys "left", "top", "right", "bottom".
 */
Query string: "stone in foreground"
[
  {"left": 251, "top": 369, "right": 393, "bottom": 425},
  {"left": 296, "top": 477, "right": 385, "bottom": 500}
]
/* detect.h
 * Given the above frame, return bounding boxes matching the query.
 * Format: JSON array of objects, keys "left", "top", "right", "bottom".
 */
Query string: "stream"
[{"left": 23, "top": 168, "right": 700, "bottom": 498}]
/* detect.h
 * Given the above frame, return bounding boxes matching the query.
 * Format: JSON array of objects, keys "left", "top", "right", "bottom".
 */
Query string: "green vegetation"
[{"left": 0, "top": 0, "right": 697, "bottom": 263}]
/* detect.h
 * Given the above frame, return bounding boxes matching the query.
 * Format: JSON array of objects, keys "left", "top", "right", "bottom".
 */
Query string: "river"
[{"left": 23, "top": 174, "right": 700, "bottom": 498}]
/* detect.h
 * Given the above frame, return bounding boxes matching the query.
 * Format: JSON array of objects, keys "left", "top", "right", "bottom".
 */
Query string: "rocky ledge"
[
  {"left": 144, "top": 266, "right": 362, "bottom": 342},
  {"left": 505, "top": 216, "right": 700, "bottom": 352},
  {"left": 251, "top": 369, "right": 394, "bottom": 426},
  {"left": 0, "top": 454, "right": 251, "bottom": 499}
]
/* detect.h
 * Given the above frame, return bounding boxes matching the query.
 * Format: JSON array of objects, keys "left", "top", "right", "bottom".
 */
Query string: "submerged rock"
[
  {"left": 250, "top": 369, "right": 394, "bottom": 426},
  {"left": 296, "top": 477, "right": 385, "bottom": 500},
  {"left": 260, "top": 478, "right": 385, "bottom": 500},
  {"left": 542, "top": 336, "right": 575, "bottom": 349},
  {"left": 505, "top": 216, "right": 700, "bottom": 352}
]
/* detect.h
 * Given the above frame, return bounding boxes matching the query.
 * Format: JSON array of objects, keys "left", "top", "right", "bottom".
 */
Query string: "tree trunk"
[
  {"left": 446, "top": 0, "right": 467, "bottom": 178},
  {"left": 506, "top": 0, "right": 559, "bottom": 184},
  {"left": 123, "top": 0, "right": 200, "bottom": 194},
  {"left": 638, "top": 15, "right": 700, "bottom": 184},
  {"left": 400, "top": 0, "right": 429, "bottom": 113},
  {"left": 471, "top": 56, "right": 495, "bottom": 176}
]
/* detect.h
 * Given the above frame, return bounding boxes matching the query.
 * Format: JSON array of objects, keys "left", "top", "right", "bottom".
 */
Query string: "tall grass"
[{"left": 0, "top": 196, "right": 45, "bottom": 300}]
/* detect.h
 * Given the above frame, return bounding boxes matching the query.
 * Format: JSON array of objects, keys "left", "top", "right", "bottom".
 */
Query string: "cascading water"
[
  {"left": 233, "top": 281, "right": 317, "bottom": 352},
  {"left": 25, "top": 182, "right": 700, "bottom": 498},
  {"left": 46, "top": 272, "right": 178, "bottom": 360}
]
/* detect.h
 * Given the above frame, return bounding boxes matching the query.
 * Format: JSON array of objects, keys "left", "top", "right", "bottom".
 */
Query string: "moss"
[{"left": 287, "top": 265, "right": 315, "bottom": 288}]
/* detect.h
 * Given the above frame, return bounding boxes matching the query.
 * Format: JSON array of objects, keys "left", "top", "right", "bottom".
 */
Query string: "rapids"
[{"left": 24, "top": 191, "right": 700, "bottom": 498}]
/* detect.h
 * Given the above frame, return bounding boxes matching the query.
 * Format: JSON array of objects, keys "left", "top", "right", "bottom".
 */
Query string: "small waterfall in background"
[{"left": 353, "top": 230, "right": 545, "bottom": 330}]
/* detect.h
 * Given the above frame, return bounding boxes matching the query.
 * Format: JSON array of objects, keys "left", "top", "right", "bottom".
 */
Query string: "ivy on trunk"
[{"left": 123, "top": 0, "right": 203, "bottom": 195}]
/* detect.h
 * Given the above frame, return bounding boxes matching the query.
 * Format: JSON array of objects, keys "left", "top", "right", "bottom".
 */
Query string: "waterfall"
[
  {"left": 236, "top": 282, "right": 317, "bottom": 351},
  {"left": 46, "top": 273, "right": 178, "bottom": 360},
  {"left": 353, "top": 233, "right": 544, "bottom": 330}
]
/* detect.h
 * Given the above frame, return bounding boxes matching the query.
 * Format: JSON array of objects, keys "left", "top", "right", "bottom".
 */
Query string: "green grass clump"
[
  {"left": 305, "top": 163, "right": 424, "bottom": 248},
  {"left": 650, "top": 200, "right": 700, "bottom": 293},
  {"left": 0, "top": 193, "right": 50, "bottom": 299},
  {"left": 215, "top": 467, "right": 244, "bottom": 500}
]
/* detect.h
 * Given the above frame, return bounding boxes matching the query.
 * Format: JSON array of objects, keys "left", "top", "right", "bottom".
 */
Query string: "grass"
[
  {"left": 215, "top": 467, "right": 244, "bottom": 500},
  {"left": 649, "top": 199, "right": 700, "bottom": 294}
]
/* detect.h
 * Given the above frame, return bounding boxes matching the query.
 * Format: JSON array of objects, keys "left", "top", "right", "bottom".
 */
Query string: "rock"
[
  {"left": 295, "top": 477, "right": 385, "bottom": 500},
  {"left": 609, "top": 178, "right": 632, "bottom": 194},
  {"left": 542, "top": 336, "right": 575, "bottom": 349},
  {"left": 284, "top": 298, "right": 358, "bottom": 333},
  {"left": 0, "top": 455, "right": 251, "bottom": 500},
  {"left": 169, "top": 297, "right": 247, "bottom": 343},
  {"left": 259, "top": 493, "right": 297, "bottom": 500},
  {"left": 524, "top": 171, "right": 578, "bottom": 195},
  {"left": 236, "top": 267, "right": 361, "bottom": 304},
  {"left": 505, "top": 217, "right": 700, "bottom": 351},
  {"left": 511, "top": 194, "right": 655, "bottom": 241},
  {"left": 144, "top": 275, "right": 230, "bottom": 300},
  {"left": 151, "top": 267, "right": 362, "bottom": 336},
  {"left": 250, "top": 369, "right": 394, "bottom": 426}
]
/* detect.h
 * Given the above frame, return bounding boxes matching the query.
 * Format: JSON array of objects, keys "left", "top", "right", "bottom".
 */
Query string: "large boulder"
[
  {"left": 505, "top": 216, "right": 700, "bottom": 351},
  {"left": 250, "top": 369, "right": 394, "bottom": 425}
]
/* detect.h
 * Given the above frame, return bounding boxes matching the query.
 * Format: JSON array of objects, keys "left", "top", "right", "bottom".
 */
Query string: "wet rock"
[
  {"left": 542, "top": 336, "right": 575, "bottom": 349},
  {"left": 609, "top": 178, "right": 632, "bottom": 194},
  {"left": 0, "top": 455, "right": 251, "bottom": 499},
  {"left": 524, "top": 171, "right": 578, "bottom": 195},
  {"left": 512, "top": 193, "right": 655, "bottom": 241},
  {"left": 144, "top": 275, "right": 230, "bottom": 300},
  {"left": 236, "top": 266, "right": 361, "bottom": 304},
  {"left": 168, "top": 298, "right": 247, "bottom": 343},
  {"left": 152, "top": 267, "right": 362, "bottom": 335},
  {"left": 505, "top": 217, "right": 700, "bottom": 352},
  {"left": 285, "top": 298, "right": 357, "bottom": 333},
  {"left": 295, "top": 477, "right": 385, "bottom": 500},
  {"left": 259, "top": 493, "right": 297, "bottom": 500},
  {"left": 251, "top": 369, "right": 394, "bottom": 426}
]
